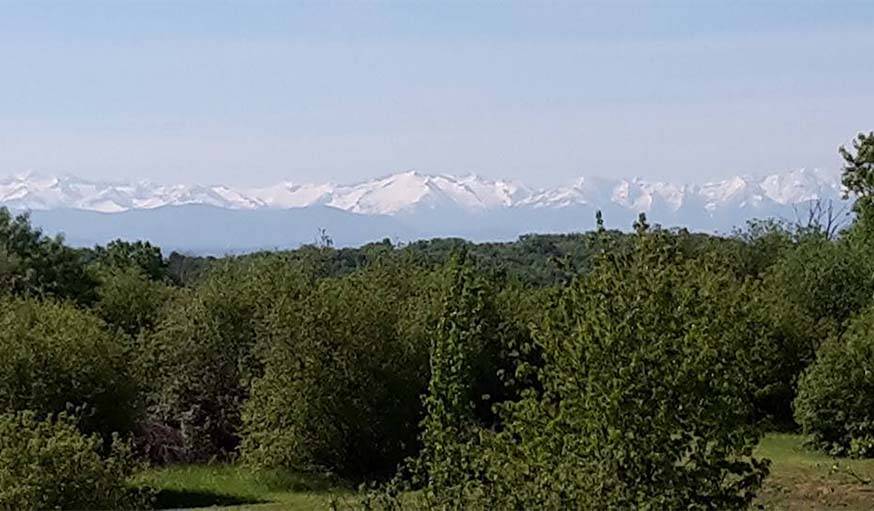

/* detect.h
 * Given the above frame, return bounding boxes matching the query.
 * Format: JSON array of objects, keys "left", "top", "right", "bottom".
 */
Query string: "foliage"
[
  {"left": 167, "top": 250, "right": 215, "bottom": 286},
  {"left": 166, "top": 232, "right": 641, "bottom": 288},
  {"left": 757, "top": 232, "right": 874, "bottom": 426},
  {"left": 765, "top": 234, "right": 873, "bottom": 337},
  {"left": 242, "top": 263, "right": 434, "bottom": 478},
  {"left": 730, "top": 213, "right": 874, "bottom": 427},
  {"left": 841, "top": 131, "right": 874, "bottom": 214},
  {"left": 0, "top": 297, "right": 139, "bottom": 439},
  {"left": 89, "top": 239, "right": 169, "bottom": 282},
  {"left": 137, "top": 254, "right": 324, "bottom": 463},
  {"left": 94, "top": 265, "right": 175, "bottom": 338},
  {"left": 10, "top": 130, "right": 874, "bottom": 508},
  {"left": 0, "top": 411, "right": 147, "bottom": 511},
  {"left": 137, "top": 267, "right": 260, "bottom": 462},
  {"left": 840, "top": 132, "right": 874, "bottom": 247},
  {"left": 795, "top": 306, "right": 874, "bottom": 457},
  {"left": 729, "top": 219, "right": 795, "bottom": 278},
  {"left": 0, "top": 208, "right": 96, "bottom": 303},
  {"left": 399, "top": 252, "right": 539, "bottom": 503},
  {"left": 376, "top": 231, "right": 770, "bottom": 510}
]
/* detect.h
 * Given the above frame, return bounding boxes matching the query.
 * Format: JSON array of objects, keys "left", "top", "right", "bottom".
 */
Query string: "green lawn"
[
  {"left": 133, "top": 464, "right": 347, "bottom": 510},
  {"left": 134, "top": 434, "right": 874, "bottom": 510},
  {"left": 755, "top": 434, "right": 874, "bottom": 510}
]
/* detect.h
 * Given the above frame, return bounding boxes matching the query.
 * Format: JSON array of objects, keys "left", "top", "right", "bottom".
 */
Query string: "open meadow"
[{"left": 129, "top": 435, "right": 874, "bottom": 510}]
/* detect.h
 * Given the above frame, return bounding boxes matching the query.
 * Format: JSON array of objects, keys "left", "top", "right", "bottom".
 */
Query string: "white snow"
[{"left": 0, "top": 169, "right": 846, "bottom": 218}]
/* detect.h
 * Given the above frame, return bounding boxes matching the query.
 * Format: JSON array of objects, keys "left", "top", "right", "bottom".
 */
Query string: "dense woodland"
[{"left": 2, "top": 133, "right": 874, "bottom": 510}]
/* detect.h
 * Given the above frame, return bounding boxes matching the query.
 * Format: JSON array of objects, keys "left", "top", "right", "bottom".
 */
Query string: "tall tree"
[
  {"left": 0, "top": 209, "right": 96, "bottom": 304},
  {"left": 840, "top": 131, "right": 874, "bottom": 214}
]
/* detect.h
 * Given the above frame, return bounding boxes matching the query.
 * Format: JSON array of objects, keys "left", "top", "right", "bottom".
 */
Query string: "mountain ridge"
[
  {"left": 0, "top": 168, "right": 845, "bottom": 216},
  {"left": 0, "top": 169, "right": 851, "bottom": 253}
]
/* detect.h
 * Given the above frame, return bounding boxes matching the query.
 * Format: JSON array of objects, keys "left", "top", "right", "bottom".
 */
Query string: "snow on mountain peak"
[
  {"left": 0, "top": 169, "right": 846, "bottom": 218},
  {"left": 759, "top": 168, "right": 841, "bottom": 204}
]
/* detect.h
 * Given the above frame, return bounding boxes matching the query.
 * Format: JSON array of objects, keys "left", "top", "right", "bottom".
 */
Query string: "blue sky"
[{"left": 1, "top": 1, "right": 873, "bottom": 186}]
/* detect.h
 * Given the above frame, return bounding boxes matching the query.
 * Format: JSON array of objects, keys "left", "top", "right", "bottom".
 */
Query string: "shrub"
[
  {"left": 137, "top": 256, "right": 308, "bottom": 462},
  {"left": 94, "top": 266, "right": 175, "bottom": 338},
  {"left": 89, "top": 239, "right": 168, "bottom": 282},
  {"left": 137, "top": 288, "right": 254, "bottom": 462},
  {"left": 0, "top": 411, "right": 147, "bottom": 511},
  {"left": 737, "top": 283, "right": 820, "bottom": 428},
  {"left": 756, "top": 233, "right": 874, "bottom": 427},
  {"left": 242, "top": 263, "right": 434, "bottom": 478},
  {"left": 386, "top": 232, "right": 769, "bottom": 510},
  {"left": 0, "top": 297, "right": 139, "bottom": 438},
  {"left": 795, "top": 307, "right": 874, "bottom": 457},
  {"left": 410, "top": 254, "right": 521, "bottom": 496},
  {"left": 0, "top": 208, "right": 96, "bottom": 304},
  {"left": 764, "top": 234, "right": 874, "bottom": 342}
]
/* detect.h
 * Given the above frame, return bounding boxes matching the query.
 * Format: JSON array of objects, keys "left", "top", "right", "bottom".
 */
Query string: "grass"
[
  {"left": 133, "top": 464, "right": 348, "bottom": 510},
  {"left": 754, "top": 434, "right": 874, "bottom": 510},
  {"left": 134, "top": 434, "right": 874, "bottom": 510}
]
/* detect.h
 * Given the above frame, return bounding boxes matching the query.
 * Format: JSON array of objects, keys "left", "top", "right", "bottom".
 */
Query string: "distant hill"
[{"left": 1, "top": 169, "right": 849, "bottom": 254}]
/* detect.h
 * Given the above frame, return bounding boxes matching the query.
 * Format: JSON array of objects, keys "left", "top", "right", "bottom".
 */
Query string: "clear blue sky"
[{"left": 1, "top": 1, "right": 873, "bottom": 186}]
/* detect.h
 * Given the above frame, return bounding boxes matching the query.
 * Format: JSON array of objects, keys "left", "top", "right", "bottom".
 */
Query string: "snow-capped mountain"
[
  {"left": 0, "top": 168, "right": 844, "bottom": 215},
  {"left": 0, "top": 169, "right": 849, "bottom": 253}
]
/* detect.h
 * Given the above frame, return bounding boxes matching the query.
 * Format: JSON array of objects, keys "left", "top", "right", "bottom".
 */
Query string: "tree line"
[{"left": 1, "top": 133, "right": 874, "bottom": 509}]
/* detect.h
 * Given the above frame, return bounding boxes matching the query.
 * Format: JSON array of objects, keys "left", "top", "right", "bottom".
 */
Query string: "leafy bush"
[
  {"left": 764, "top": 234, "right": 874, "bottom": 341},
  {"left": 385, "top": 232, "right": 769, "bottom": 510},
  {"left": 756, "top": 233, "right": 874, "bottom": 426},
  {"left": 94, "top": 266, "right": 175, "bottom": 338},
  {"left": 795, "top": 307, "right": 874, "bottom": 457},
  {"left": 137, "top": 289, "right": 255, "bottom": 462},
  {"left": 89, "top": 239, "right": 169, "bottom": 282},
  {"left": 0, "top": 411, "right": 147, "bottom": 511},
  {"left": 728, "top": 219, "right": 795, "bottom": 278},
  {"left": 0, "top": 208, "right": 96, "bottom": 303},
  {"left": 408, "top": 254, "right": 523, "bottom": 497},
  {"left": 742, "top": 297, "right": 813, "bottom": 428},
  {"left": 137, "top": 256, "right": 307, "bottom": 462},
  {"left": 242, "top": 263, "right": 434, "bottom": 478},
  {"left": 840, "top": 131, "right": 874, "bottom": 215},
  {"left": 0, "top": 297, "right": 139, "bottom": 439}
]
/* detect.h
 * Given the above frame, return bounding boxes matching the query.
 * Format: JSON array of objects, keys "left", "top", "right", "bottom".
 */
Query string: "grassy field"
[
  {"left": 755, "top": 434, "right": 874, "bottom": 510},
  {"left": 134, "top": 434, "right": 874, "bottom": 510},
  {"left": 133, "top": 465, "right": 345, "bottom": 510}
]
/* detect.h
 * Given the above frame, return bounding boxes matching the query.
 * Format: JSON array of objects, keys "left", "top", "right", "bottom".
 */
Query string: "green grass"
[
  {"left": 133, "top": 464, "right": 348, "bottom": 510},
  {"left": 134, "top": 434, "right": 874, "bottom": 510},
  {"left": 755, "top": 434, "right": 874, "bottom": 510}
]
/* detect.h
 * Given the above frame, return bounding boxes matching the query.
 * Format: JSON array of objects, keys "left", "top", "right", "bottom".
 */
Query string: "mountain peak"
[{"left": 0, "top": 169, "right": 846, "bottom": 219}]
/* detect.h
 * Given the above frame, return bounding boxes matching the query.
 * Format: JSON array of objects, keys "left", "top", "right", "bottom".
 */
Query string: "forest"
[{"left": 2, "top": 132, "right": 874, "bottom": 510}]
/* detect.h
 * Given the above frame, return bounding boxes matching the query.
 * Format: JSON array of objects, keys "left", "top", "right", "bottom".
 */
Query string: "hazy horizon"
[
  {"left": 0, "top": 165, "right": 843, "bottom": 190},
  {"left": 2, "top": 2, "right": 873, "bottom": 187}
]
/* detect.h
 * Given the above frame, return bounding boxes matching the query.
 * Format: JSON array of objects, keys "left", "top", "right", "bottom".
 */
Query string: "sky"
[{"left": 1, "top": 1, "right": 873, "bottom": 187}]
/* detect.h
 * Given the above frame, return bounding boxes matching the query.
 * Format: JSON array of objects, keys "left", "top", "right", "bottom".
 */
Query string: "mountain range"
[{"left": 0, "top": 169, "right": 848, "bottom": 254}]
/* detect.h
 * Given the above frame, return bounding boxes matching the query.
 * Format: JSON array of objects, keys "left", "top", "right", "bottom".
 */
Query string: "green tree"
[
  {"left": 414, "top": 254, "right": 496, "bottom": 495},
  {"left": 242, "top": 263, "right": 433, "bottom": 478},
  {"left": 0, "top": 411, "right": 146, "bottom": 511},
  {"left": 137, "top": 254, "right": 315, "bottom": 462},
  {"left": 90, "top": 239, "right": 168, "bottom": 282},
  {"left": 763, "top": 234, "right": 873, "bottom": 345},
  {"left": 137, "top": 282, "right": 256, "bottom": 461},
  {"left": 94, "top": 266, "right": 175, "bottom": 338},
  {"left": 0, "top": 297, "right": 139, "bottom": 439},
  {"left": 729, "top": 219, "right": 795, "bottom": 278},
  {"left": 795, "top": 306, "right": 874, "bottom": 457},
  {"left": 385, "top": 232, "right": 769, "bottom": 510},
  {"left": 0, "top": 208, "right": 96, "bottom": 303},
  {"left": 840, "top": 131, "right": 874, "bottom": 215}
]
